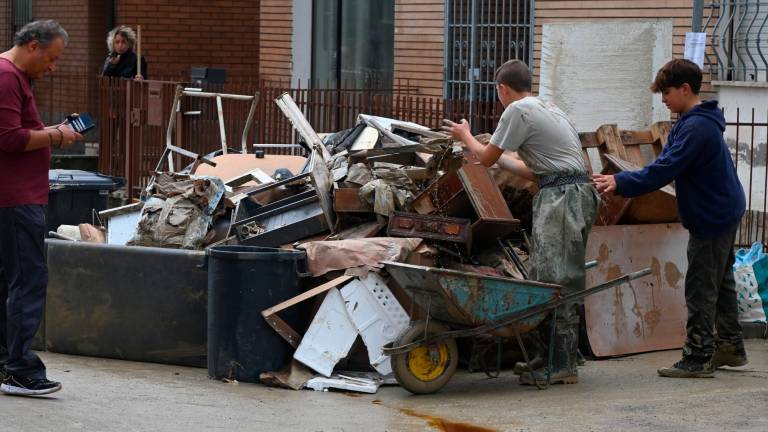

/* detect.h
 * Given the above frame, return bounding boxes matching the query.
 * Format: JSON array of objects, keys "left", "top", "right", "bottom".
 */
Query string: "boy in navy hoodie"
[{"left": 594, "top": 59, "right": 747, "bottom": 378}]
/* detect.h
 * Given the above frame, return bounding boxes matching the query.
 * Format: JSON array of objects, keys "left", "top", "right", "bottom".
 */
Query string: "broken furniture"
[
  {"left": 382, "top": 262, "right": 652, "bottom": 394},
  {"left": 387, "top": 211, "right": 472, "bottom": 249},
  {"left": 228, "top": 148, "right": 335, "bottom": 247},
  {"left": 45, "top": 240, "right": 209, "bottom": 367},
  {"left": 410, "top": 161, "right": 520, "bottom": 249},
  {"left": 291, "top": 273, "right": 409, "bottom": 378},
  {"left": 207, "top": 245, "right": 309, "bottom": 383},
  {"left": 596, "top": 154, "right": 678, "bottom": 225}
]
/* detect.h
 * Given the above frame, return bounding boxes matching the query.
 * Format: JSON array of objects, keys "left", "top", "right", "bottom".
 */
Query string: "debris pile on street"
[{"left": 46, "top": 89, "right": 681, "bottom": 395}]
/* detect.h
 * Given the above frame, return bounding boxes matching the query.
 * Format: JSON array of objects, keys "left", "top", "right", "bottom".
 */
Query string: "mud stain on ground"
[{"left": 398, "top": 408, "right": 500, "bottom": 432}]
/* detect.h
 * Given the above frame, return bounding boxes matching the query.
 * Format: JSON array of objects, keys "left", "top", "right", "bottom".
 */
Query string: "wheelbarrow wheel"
[{"left": 392, "top": 321, "right": 458, "bottom": 395}]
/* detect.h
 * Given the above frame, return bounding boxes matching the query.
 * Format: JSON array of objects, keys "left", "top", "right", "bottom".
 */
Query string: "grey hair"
[
  {"left": 14, "top": 20, "right": 69, "bottom": 47},
  {"left": 107, "top": 26, "right": 137, "bottom": 52}
]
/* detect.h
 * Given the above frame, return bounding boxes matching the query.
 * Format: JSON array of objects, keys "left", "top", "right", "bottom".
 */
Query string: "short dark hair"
[
  {"left": 14, "top": 20, "right": 69, "bottom": 47},
  {"left": 494, "top": 60, "right": 532, "bottom": 92},
  {"left": 650, "top": 59, "right": 702, "bottom": 94}
]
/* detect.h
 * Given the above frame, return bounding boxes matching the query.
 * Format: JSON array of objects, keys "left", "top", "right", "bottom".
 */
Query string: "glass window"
[{"left": 312, "top": 0, "right": 394, "bottom": 90}]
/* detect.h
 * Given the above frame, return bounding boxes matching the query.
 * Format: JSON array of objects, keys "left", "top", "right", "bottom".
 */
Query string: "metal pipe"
[
  {"left": 181, "top": 91, "right": 255, "bottom": 101},
  {"left": 692, "top": 0, "right": 704, "bottom": 32}
]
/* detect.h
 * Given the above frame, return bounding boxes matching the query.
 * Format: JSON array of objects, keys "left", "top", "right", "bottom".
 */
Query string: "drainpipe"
[
  {"left": 692, "top": 0, "right": 704, "bottom": 32},
  {"left": 107, "top": 0, "right": 115, "bottom": 31}
]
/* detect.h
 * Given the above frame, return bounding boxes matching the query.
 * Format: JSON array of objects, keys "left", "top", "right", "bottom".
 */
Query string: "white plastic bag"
[{"left": 734, "top": 242, "right": 768, "bottom": 323}]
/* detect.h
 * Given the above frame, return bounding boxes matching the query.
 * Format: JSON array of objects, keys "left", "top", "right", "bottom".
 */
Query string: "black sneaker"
[
  {"left": 657, "top": 356, "right": 714, "bottom": 378},
  {"left": 1, "top": 374, "right": 62, "bottom": 396},
  {"left": 0, "top": 367, "right": 7, "bottom": 382}
]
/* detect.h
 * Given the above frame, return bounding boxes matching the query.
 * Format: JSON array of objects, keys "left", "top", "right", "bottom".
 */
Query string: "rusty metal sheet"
[
  {"left": 458, "top": 163, "right": 515, "bottom": 220},
  {"left": 585, "top": 223, "right": 688, "bottom": 357},
  {"left": 385, "top": 262, "right": 560, "bottom": 334},
  {"left": 387, "top": 211, "right": 472, "bottom": 245}
]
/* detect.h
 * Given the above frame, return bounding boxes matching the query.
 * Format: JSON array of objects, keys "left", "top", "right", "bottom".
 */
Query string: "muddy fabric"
[
  {"left": 529, "top": 183, "right": 599, "bottom": 292},
  {"left": 129, "top": 175, "right": 226, "bottom": 249},
  {"left": 529, "top": 183, "right": 600, "bottom": 327},
  {"left": 683, "top": 228, "right": 744, "bottom": 359},
  {"left": 358, "top": 165, "right": 419, "bottom": 217},
  {"left": 298, "top": 237, "right": 422, "bottom": 277}
]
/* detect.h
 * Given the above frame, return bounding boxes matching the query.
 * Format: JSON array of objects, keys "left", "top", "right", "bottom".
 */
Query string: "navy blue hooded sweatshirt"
[{"left": 614, "top": 100, "right": 745, "bottom": 239}]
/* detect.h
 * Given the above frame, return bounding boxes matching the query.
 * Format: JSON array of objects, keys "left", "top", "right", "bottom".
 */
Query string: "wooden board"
[{"left": 585, "top": 224, "right": 688, "bottom": 357}]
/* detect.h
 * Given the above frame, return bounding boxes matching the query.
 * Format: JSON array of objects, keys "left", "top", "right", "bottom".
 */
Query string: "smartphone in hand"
[{"left": 65, "top": 113, "right": 96, "bottom": 135}]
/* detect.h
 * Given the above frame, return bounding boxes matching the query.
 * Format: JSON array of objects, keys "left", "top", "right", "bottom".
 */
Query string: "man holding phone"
[{"left": 0, "top": 20, "right": 81, "bottom": 396}]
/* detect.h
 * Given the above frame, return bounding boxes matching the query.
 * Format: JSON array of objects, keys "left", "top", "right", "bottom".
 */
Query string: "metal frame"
[
  {"left": 165, "top": 85, "right": 260, "bottom": 155},
  {"left": 444, "top": 0, "right": 535, "bottom": 106}
]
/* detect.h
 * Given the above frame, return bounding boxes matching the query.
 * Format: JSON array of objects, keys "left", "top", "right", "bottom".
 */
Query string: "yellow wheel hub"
[{"left": 407, "top": 342, "right": 450, "bottom": 381}]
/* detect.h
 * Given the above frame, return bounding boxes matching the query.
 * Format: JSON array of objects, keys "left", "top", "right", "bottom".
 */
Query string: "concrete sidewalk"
[{"left": 1, "top": 340, "right": 766, "bottom": 432}]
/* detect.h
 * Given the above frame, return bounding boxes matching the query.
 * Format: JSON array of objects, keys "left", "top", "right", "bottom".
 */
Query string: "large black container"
[
  {"left": 47, "top": 169, "right": 124, "bottom": 232},
  {"left": 46, "top": 240, "right": 208, "bottom": 367},
  {"left": 207, "top": 246, "right": 308, "bottom": 383}
]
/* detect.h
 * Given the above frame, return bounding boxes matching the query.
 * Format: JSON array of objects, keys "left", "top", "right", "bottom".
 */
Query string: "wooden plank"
[
  {"left": 596, "top": 124, "right": 627, "bottom": 166},
  {"left": 334, "top": 188, "right": 373, "bottom": 213},
  {"left": 650, "top": 121, "right": 672, "bottom": 156},
  {"left": 262, "top": 275, "right": 354, "bottom": 316}
]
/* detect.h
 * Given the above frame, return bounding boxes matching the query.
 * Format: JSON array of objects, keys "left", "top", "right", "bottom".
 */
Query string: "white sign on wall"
[{"left": 539, "top": 20, "right": 673, "bottom": 132}]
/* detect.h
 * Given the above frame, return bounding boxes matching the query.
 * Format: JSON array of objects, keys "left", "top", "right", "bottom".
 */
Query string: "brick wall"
[
  {"left": 394, "top": 0, "right": 444, "bottom": 97},
  {"left": 116, "top": 0, "right": 261, "bottom": 80},
  {"left": 258, "top": 0, "right": 291, "bottom": 83},
  {"left": 31, "top": 0, "right": 98, "bottom": 124}
]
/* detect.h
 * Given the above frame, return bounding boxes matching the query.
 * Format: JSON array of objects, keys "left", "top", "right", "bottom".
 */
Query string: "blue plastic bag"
[{"left": 734, "top": 242, "right": 766, "bottom": 269}]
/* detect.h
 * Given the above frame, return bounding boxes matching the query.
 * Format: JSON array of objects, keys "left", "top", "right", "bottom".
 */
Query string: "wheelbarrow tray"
[{"left": 384, "top": 262, "right": 561, "bottom": 334}]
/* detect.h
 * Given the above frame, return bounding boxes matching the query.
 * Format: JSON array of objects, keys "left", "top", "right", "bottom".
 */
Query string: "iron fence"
[
  {"left": 699, "top": 0, "right": 768, "bottom": 82},
  {"left": 726, "top": 108, "right": 768, "bottom": 246},
  {"left": 91, "top": 77, "right": 506, "bottom": 197}
]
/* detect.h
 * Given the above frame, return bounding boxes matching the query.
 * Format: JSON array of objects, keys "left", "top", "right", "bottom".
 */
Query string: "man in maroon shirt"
[{"left": 0, "top": 20, "right": 81, "bottom": 396}]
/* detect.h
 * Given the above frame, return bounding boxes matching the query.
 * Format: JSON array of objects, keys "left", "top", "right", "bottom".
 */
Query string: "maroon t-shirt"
[{"left": 0, "top": 57, "right": 48, "bottom": 207}]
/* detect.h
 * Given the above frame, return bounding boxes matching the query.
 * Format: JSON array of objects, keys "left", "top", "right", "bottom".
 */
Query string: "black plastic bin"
[
  {"left": 47, "top": 169, "right": 125, "bottom": 233},
  {"left": 207, "top": 246, "right": 309, "bottom": 383}
]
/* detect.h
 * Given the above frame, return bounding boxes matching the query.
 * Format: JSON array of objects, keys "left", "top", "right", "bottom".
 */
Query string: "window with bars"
[
  {"left": 444, "top": 0, "right": 534, "bottom": 102},
  {"left": 699, "top": 0, "right": 768, "bottom": 82}
]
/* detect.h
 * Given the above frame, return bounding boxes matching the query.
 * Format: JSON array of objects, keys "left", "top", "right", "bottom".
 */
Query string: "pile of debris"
[{"left": 69, "top": 88, "right": 676, "bottom": 393}]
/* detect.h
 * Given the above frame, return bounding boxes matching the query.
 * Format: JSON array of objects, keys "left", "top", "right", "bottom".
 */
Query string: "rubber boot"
[
  {"left": 519, "top": 325, "right": 579, "bottom": 386},
  {"left": 513, "top": 355, "right": 544, "bottom": 375}
]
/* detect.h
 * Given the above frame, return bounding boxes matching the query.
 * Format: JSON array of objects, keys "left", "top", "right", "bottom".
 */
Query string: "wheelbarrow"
[{"left": 382, "top": 261, "right": 652, "bottom": 394}]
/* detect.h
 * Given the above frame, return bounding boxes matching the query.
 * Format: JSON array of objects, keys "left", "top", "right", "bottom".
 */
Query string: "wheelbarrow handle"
[{"left": 383, "top": 267, "right": 653, "bottom": 356}]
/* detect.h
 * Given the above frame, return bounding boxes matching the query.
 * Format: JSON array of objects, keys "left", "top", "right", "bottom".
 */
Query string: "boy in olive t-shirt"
[{"left": 443, "top": 60, "right": 599, "bottom": 385}]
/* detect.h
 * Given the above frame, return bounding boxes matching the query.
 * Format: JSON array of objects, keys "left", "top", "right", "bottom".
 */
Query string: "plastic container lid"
[{"left": 48, "top": 169, "right": 125, "bottom": 191}]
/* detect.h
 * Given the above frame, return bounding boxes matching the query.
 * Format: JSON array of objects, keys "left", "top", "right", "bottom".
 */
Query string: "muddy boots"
[
  {"left": 657, "top": 355, "right": 715, "bottom": 378},
  {"left": 519, "top": 325, "right": 579, "bottom": 386},
  {"left": 713, "top": 342, "right": 748, "bottom": 368}
]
